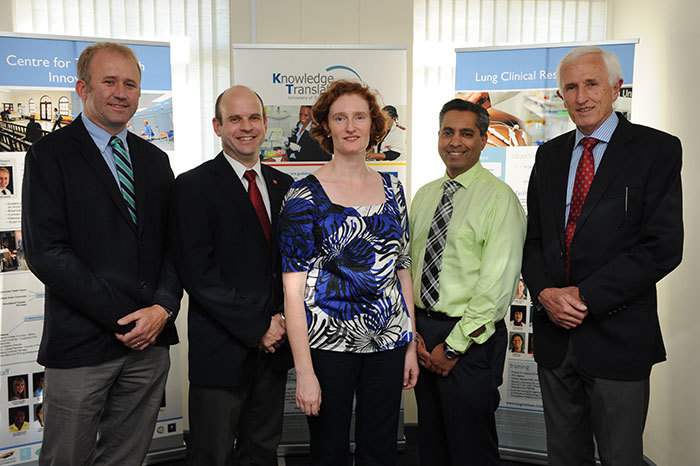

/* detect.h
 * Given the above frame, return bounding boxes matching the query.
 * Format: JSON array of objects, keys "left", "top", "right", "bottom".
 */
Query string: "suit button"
[{"left": 139, "top": 281, "right": 148, "bottom": 289}]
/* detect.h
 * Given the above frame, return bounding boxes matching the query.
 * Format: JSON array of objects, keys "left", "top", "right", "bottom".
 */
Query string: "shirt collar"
[
  {"left": 81, "top": 113, "right": 129, "bottom": 152},
  {"left": 441, "top": 161, "right": 485, "bottom": 190},
  {"left": 223, "top": 152, "right": 263, "bottom": 182},
  {"left": 574, "top": 111, "right": 619, "bottom": 147}
]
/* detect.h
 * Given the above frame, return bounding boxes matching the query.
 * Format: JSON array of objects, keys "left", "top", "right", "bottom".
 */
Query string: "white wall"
[{"left": 608, "top": 0, "right": 700, "bottom": 463}]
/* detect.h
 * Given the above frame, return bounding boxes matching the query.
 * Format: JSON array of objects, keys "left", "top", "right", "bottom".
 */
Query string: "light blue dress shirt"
[
  {"left": 564, "top": 112, "right": 619, "bottom": 222},
  {"left": 81, "top": 114, "right": 131, "bottom": 185}
]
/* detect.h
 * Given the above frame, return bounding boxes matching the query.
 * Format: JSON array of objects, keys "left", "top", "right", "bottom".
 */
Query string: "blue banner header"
[
  {"left": 0, "top": 36, "right": 171, "bottom": 91},
  {"left": 456, "top": 43, "right": 635, "bottom": 91}
]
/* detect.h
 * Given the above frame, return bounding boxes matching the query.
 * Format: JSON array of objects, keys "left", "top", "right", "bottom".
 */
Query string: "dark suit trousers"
[
  {"left": 307, "top": 347, "right": 406, "bottom": 466},
  {"left": 538, "top": 338, "right": 649, "bottom": 466},
  {"left": 188, "top": 350, "right": 287, "bottom": 466},
  {"left": 40, "top": 346, "right": 170, "bottom": 466},
  {"left": 414, "top": 311, "right": 507, "bottom": 466}
]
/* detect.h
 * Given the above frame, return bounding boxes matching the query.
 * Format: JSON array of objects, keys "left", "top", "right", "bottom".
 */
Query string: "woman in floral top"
[{"left": 279, "top": 80, "right": 418, "bottom": 466}]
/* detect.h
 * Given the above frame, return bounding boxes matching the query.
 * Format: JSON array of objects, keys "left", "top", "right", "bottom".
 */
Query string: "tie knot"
[
  {"left": 581, "top": 137, "right": 599, "bottom": 151},
  {"left": 443, "top": 180, "right": 461, "bottom": 196},
  {"left": 243, "top": 170, "right": 257, "bottom": 183},
  {"left": 109, "top": 136, "right": 124, "bottom": 149}
]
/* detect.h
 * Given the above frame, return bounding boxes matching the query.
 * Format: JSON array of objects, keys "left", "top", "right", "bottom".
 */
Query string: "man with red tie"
[
  {"left": 523, "top": 46, "right": 683, "bottom": 465},
  {"left": 169, "top": 86, "right": 293, "bottom": 465}
]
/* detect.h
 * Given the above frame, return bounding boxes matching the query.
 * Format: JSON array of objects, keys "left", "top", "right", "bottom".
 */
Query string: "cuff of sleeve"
[
  {"left": 153, "top": 298, "right": 179, "bottom": 324},
  {"left": 445, "top": 320, "right": 496, "bottom": 354}
]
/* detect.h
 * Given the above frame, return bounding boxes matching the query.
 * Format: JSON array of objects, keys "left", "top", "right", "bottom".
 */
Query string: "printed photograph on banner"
[
  {"left": 514, "top": 279, "right": 528, "bottom": 303},
  {"left": 0, "top": 89, "right": 174, "bottom": 152},
  {"left": 0, "top": 154, "right": 22, "bottom": 222},
  {"left": 509, "top": 332, "right": 527, "bottom": 355},
  {"left": 0, "top": 231, "right": 23, "bottom": 273},
  {"left": 455, "top": 87, "right": 633, "bottom": 147},
  {"left": 263, "top": 105, "right": 331, "bottom": 162},
  {"left": 31, "top": 373, "right": 43, "bottom": 399},
  {"left": 509, "top": 305, "right": 527, "bottom": 329},
  {"left": 261, "top": 103, "right": 408, "bottom": 163},
  {"left": 8, "top": 406, "right": 29, "bottom": 433},
  {"left": 7, "top": 375, "right": 28, "bottom": 402},
  {"left": 32, "top": 404, "right": 42, "bottom": 431}
]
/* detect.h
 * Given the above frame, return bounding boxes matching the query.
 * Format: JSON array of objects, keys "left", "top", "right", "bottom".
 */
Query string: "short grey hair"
[{"left": 556, "top": 46, "right": 622, "bottom": 93}]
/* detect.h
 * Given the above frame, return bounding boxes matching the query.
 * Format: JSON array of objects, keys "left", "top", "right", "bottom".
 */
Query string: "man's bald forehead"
[{"left": 215, "top": 85, "right": 266, "bottom": 122}]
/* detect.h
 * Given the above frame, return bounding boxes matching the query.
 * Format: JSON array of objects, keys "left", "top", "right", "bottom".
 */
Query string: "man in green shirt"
[{"left": 409, "top": 99, "right": 526, "bottom": 465}]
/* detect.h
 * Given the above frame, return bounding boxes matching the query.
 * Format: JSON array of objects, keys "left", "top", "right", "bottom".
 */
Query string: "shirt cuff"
[{"left": 445, "top": 320, "right": 496, "bottom": 354}]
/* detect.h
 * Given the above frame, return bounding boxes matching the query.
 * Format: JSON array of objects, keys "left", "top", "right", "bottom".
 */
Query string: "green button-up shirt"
[{"left": 409, "top": 162, "right": 527, "bottom": 353}]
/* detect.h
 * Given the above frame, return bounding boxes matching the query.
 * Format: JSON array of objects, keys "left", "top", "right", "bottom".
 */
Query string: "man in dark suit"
[
  {"left": 285, "top": 105, "right": 331, "bottom": 161},
  {"left": 22, "top": 42, "right": 181, "bottom": 465},
  {"left": 170, "top": 85, "right": 293, "bottom": 465},
  {"left": 523, "top": 46, "right": 683, "bottom": 465}
]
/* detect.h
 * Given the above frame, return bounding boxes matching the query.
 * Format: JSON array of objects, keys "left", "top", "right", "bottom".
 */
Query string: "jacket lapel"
[
  {"left": 573, "top": 114, "right": 633, "bottom": 239},
  {"left": 73, "top": 116, "right": 137, "bottom": 234},
  {"left": 262, "top": 164, "right": 286, "bottom": 263},
  {"left": 548, "top": 131, "right": 575, "bottom": 251},
  {"left": 127, "top": 132, "right": 149, "bottom": 238},
  {"left": 212, "top": 153, "right": 270, "bottom": 251}
]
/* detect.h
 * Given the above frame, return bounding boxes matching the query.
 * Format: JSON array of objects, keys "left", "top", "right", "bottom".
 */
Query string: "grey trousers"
[
  {"left": 538, "top": 340, "right": 649, "bottom": 466},
  {"left": 187, "top": 353, "right": 287, "bottom": 466},
  {"left": 40, "top": 346, "right": 170, "bottom": 466}
]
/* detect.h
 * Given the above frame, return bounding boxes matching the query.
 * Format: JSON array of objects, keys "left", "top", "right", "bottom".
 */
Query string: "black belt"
[{"left": 416, "top": 306, "right": 460, "bottom": 322}]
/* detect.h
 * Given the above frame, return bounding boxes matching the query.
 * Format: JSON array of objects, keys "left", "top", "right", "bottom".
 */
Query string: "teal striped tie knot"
[{"left": 108, "top": 136, "right": 137, "bottom": 224}]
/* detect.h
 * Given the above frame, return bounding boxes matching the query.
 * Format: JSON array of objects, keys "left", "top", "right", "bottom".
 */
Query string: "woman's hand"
[
  {"left": 296, "top": 371, "right": 322, "bottom": 416},
  {"left": 403, "top": 342, "right": 419, "bottom": 390}
]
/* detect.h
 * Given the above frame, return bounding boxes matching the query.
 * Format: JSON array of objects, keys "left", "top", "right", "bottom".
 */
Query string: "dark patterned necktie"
[
  {"left": 108, "top": 136, "right": 137, "bottom": 224},
  {"left": 420, "top": 179, "right": 462, "bottom": 309},
  {"left": 565, "top": 137, "right": 599, "bottom": 279},
  {"left": 244, "top": 170, "right": 271, "bottom": 246}
]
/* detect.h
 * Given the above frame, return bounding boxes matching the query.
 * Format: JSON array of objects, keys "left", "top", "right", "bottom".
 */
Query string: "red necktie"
[
  {"left": 565, "top": 137, "right": 599, "bottom": 279},
  {"left": 243, "top": 170, "right": 271, "bottom": 246}
]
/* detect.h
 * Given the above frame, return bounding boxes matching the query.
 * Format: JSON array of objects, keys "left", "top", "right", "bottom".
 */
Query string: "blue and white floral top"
[{"left": 279, "top": 172, "right": 413, "bottom": 353}]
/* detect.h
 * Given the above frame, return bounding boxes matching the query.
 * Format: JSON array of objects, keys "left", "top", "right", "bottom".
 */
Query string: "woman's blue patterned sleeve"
[
  {"left": 279, "top": 184, "right": 315, "bottom": 272},
  {"left": 393, "top": 176, "right": 412, "bottom": 270}
]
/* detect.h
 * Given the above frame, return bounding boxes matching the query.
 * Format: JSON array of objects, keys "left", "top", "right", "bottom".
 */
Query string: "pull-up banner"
[
  {"left": 0, "top": 32, "right": 182, "bottom": 465},
  {"left": 454, "top": 40, "right": 637, "bottom": 461}
]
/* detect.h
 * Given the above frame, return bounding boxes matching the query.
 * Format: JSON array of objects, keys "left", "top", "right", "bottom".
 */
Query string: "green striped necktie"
[{"left": 108, "top": 136, "right": 137, "bottom": 224}]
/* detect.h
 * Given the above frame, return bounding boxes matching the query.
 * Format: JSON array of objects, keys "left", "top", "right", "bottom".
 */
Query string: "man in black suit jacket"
[
  {"left": 22, "top": 43, "right": 181, "bottom": 465},
  {"left": 523, "top": 46, "right": 683, "bottom": 465},
  {"left": 170, "top": 86, "right": 293, "bottom": 465}
]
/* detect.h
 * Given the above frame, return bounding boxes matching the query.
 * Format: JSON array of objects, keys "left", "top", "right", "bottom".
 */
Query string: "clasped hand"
[
  {"left": 415, "top": 334, "right": 458, "bottom": 377},
  {"left": 257, "top": 313, "right": 287, "bottom": 353},
  {"left": 115, "top": 304, "right": 169, "bottom": 350},
  {"left": 538, "top": 286, "right": 588, "bottom": 329}
]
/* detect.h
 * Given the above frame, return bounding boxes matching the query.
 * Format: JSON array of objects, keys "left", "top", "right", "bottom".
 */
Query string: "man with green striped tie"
[{"left": 22, "top": 42, "right": 181, "bottom": 466}]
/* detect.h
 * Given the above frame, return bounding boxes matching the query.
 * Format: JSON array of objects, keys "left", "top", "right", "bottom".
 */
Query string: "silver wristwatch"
[{"left": 443, "top": 342, "right": 461, "bottom": 360}]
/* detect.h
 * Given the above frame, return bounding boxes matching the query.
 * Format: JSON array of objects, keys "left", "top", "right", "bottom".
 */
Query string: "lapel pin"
[{"left": 273, "top": 179, "right": 278, "bottom": 184}]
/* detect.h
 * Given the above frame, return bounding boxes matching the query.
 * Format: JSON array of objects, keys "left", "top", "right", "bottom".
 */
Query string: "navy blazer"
[
  {"left": 522, "top": 113, "right": 683, "bottom": 380},
  {"left": 22, "top": 115, "right": 181, "bottom": 369},
  {"left": 170, "top": 153, "right": 293, "bottom": 386}
]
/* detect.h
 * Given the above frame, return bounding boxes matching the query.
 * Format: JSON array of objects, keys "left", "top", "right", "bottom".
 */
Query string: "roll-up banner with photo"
[
  {"left": 0, "top": 32, "right": 182, "bottom": 464},
  {"left": 232, "top": 44, "right": 409, "bottom": 450},
  {"left": 455, "top": 40, "right": 636, "bottom": 459},
  {"left": 232, "top": 45, "right": 408, "bottom": 185}
]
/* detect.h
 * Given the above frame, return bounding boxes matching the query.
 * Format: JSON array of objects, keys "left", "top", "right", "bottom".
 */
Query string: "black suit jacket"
[
  {"left": 287, "top": 125, "right": 331, "bottom": 162},
  {"left": 22, "top": 115, "right": 181, "bottom": 369},
  {"left": 522, "top": 113, "right": 683, "bottom": 380},
  {"left": 170, "top": 153, "right": 293, "bottom": 387}
]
